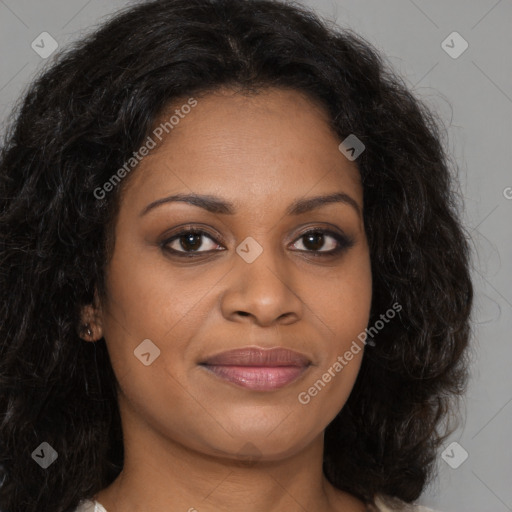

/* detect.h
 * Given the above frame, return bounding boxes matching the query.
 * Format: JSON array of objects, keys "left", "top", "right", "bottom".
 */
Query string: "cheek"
[
  {"left": 307, "top": 250, "right": 372, "bottom": 346},
  {"left": 296, "top": 254, "right": 372, "bottom": 412},
  {"left": 100, "top": 242, "right": 228, "bottom": 390},
  {"left": 100, "top": 250, "right": 221, "bottom": 441},
  {"left": 103, "top": 239, "right": 219, "bottom": 339}
]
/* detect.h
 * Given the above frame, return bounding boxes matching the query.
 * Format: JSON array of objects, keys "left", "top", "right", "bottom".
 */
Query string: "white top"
[
  {"left": 74, "top": 499, "right": 108, "bottom": 512},
  {"left": 74, "top": 496, "right": 441, "bottom": 512},
  {"left": 374, "top": 495, "right": 441, "bottom": 511}
]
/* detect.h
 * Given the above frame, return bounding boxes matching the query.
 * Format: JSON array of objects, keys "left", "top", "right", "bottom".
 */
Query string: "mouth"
[{"left": 199, "top": 347, "right": 311, "bottom": 391}]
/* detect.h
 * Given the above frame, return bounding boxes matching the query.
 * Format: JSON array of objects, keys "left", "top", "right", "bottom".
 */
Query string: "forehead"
[{"left": 121, "top": 87, "right": 362, "bottom": 210}]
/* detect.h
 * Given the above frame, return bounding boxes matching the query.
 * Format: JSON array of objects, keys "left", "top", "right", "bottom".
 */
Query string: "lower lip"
[{"left": 201, "top": 365, "right": 309, "bottom": 391}]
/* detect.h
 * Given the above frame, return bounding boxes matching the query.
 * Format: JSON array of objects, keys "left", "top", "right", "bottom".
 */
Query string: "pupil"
[
  {"left": 181, "top": 233, "right": 202, "bottom": 251},
  {"left": 304, "top": 232, "right": 323, "bottom": 250}
]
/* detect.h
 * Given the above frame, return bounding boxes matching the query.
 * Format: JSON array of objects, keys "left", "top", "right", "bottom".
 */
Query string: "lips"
[
  {"left": 199, "top": 347, "right": 311, "bottom": 391},
  {"left": 201, "top": 347, "right": 311, "bottom": 367}
]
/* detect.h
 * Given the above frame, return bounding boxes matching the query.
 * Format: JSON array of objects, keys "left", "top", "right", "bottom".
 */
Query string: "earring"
[{"left": 82, "top": 323, "right": 93, "bottom": 337}]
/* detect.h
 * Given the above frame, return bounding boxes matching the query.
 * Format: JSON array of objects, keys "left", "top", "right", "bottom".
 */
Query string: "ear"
[{"left": 78, "top": 287, "right": 104, "bottom": 342}]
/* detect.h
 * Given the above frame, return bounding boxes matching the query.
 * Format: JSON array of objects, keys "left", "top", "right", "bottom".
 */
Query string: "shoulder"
[
  {"left": 373, "top": 494, "right": 442, "bottom": 512},
  {"left": 73, "top": 499, "right": 108, "bottom": 512}
]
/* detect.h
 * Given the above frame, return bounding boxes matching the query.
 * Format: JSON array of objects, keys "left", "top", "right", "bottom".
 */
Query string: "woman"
[{"left": 0, "top": 1, "right": 473, "bottom": 511}]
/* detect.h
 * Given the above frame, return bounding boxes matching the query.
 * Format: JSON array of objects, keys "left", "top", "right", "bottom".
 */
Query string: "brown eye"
[
  {"left": 162, "top": 230, "right": 223, "bottom": 255},
  {"left": 290, "top": 229, "right": 354, "bottom": 256}
]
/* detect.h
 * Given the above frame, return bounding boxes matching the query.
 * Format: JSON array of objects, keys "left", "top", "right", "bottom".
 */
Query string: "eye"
[
  {"left": 290, "top": 229, "right": 354, "bottom": 256},
  {"left": 161, "top": 229, "right": 223, "bottom": 256},
  {"left": 161, "top": 227, "right": 354, "bottom": 259}
]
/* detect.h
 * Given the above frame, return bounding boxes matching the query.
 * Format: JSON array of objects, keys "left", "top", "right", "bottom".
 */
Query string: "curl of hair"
[{"left": 0, "top": 0, "right": 473, "bottom": 510}]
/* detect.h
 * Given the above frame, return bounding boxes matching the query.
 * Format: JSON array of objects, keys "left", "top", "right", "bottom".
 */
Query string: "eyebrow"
[{"left": 139, "top": 191, "right": 361, "bottom": 217}]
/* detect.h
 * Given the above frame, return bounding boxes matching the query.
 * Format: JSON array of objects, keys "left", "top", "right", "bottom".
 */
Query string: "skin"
[{"left": 81, "top": 87, "right": 373, "bottom": 512}]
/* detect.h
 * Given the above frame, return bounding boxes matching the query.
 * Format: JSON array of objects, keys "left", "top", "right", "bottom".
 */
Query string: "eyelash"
[{"left": 160, "top": 227, "right": 354, "bottom": 258}]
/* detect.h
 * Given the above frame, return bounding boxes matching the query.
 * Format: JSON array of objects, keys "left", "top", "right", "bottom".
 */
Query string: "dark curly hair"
[{"left": 0, "top": 0, "right": 473, "bottom": 510}]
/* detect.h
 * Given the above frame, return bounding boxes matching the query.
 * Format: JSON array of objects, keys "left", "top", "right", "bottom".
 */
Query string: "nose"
[{"left": 220, "top": 244, "right": 304, "bottom": 327}]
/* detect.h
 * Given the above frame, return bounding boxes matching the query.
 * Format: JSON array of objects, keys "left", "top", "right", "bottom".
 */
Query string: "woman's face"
[{"left": 90, "top": 87, "right": 372, "bottom": 461}]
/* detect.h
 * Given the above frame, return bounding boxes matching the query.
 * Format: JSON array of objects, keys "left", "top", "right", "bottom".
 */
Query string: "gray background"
[{"left": 0, "top": 1, "right": 511, "bottom": 511}]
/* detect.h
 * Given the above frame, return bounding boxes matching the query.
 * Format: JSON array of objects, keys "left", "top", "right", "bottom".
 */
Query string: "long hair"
[{"left": 0, "top": 1, "right": 473, "bottom": 510}]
